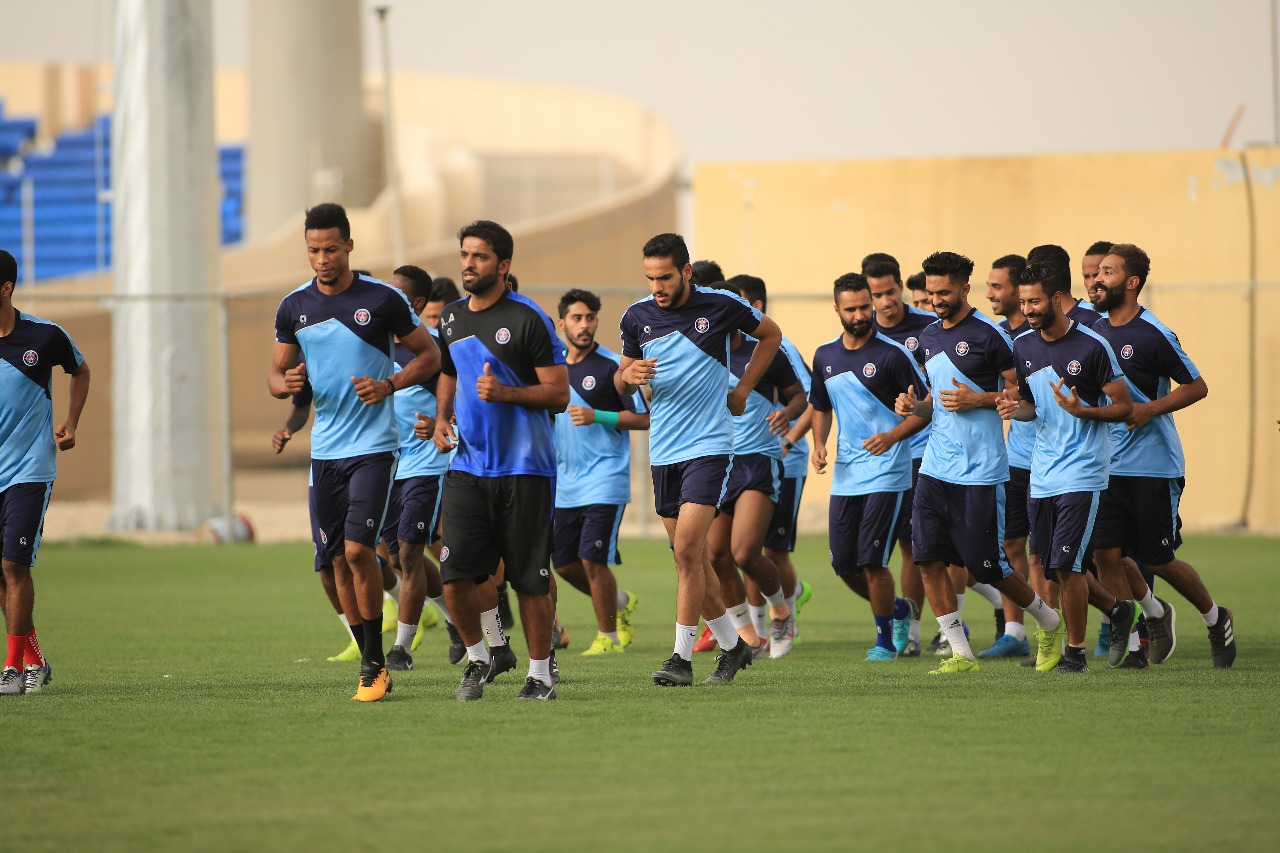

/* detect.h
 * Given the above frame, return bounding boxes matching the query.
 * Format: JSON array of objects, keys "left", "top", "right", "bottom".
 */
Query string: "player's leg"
[
  {"left": 574, "top": 505, "right": 625, "bottom": 655},
  {"left": 439, "top": 471, "right": 504, "bottom": 699},
  {"left": 709, "top": 505, "right": 759, "bottom": 646},
  {"left": 341, "top": 453, "right": 397, "bottom": 700},
  {"left": 857, "top": 491, "right": 906, "bottom": 661},
  {"left": 0, "top": 483, "right": 53, "bottom": 694}
]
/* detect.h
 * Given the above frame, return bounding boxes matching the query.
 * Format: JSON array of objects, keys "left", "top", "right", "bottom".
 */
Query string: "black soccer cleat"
[
  {"left": 651, "top": 655, "right": 694, "bottom": 687},
  {"left": 1108, "top": 600, "right": 1139, "bottom": 668},
  {"left": 456, "top": 660, "right": 488, "bottom": 701},
  {"left": 496, "top": 582, "right": 515, "bottom": 633},
  {"left": 386, "top": 645, "right": 414, "bottom": 672},
  {"left": 514, "top": 676, "right": 556, "bottom": 701},
  {"left": 485, "top": 644, "right": 518, "bottom": 683},
  {"left": 1119, "top": 647, "right": 1149, "bottom": 670},
  {"left": 445, "top": 621, "right": 466, "bottom": 666},
  {"left": 1207, "top": 607, "right": 1236, "bottom": 669},
  {"left": 704, "top": 638, "right": 754, "bottom": 684},
  {"left": 1053, "top": 650, "right": 1090, "bottom": 674},
  {"left": 549, "top": 649, "right": 560, "bottom": 685},
  {"left": 1146, "top": 597, "right": 1176, "bottom": 665},
  {"left": 994, "top": 608, "right": 1006, "bottom": 642}
]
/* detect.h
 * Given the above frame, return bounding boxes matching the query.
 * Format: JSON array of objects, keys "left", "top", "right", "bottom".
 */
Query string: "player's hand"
[
  {"left": 726, "top": 388, "right": 748, "bottom": 417},
  {"left": 940, "top": 377, "right": 981, "bottom": 412},
  {"left": 811, "top": 445, "right": 828, "bottom": 474},
  {"left": 622, "top": 357, "right": 658, "bottom": 386},
  {"left": 996, "top": 388, "right": 1021, "bottom": 421},
  {"left": 283, "top": 361, "right": 307, "bottom": 394},
  {"left": 476, "top": 362, "right": 507, "bottom": 403},
  {"left": 433, "top": 415, "right": 458, "bottom": 452},
  {"left": 568, "top": 405, "right": 595, "bottom": 426},
  {"left": 1125, "top": 401, "right": 1154, "bottom": 431},
  {"left": 1051, "top": 377, "right": 1084, "bottom": 416},
  {"left": 764, "top": 409, "right": 790, "bottom": 435},
  {"left": 863, "top": 432, "right": 893, "bottom": 456},
  {"left": 413, "top": 413, "right": 436, "bottom": 441},
  {"left": 895, "top": 384, "right": 921, "bottom": 417},
  {"left": 54, "top": 422, "right": 76, "bottom": 451},
  {"left": 351, "top": 375, "right": 390, "bottom": 405},
  {"left": 272, "top": 428, "right": 291, "bottom": 454}
]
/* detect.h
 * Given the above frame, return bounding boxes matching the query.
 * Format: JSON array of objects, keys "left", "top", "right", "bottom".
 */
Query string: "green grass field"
[{"left": 15, "top": 534, "right": 1280, "bottom": 851}]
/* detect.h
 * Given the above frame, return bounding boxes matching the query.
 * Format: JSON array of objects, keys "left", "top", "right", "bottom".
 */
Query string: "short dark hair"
[
  {"left": 921, "top": 251, "right": 975, "bottom": 284},
  {"left": 430, "top": 276, "right": 460, "bottom": 303},
  {"left": 506, "top": 273, "right": 519, "bottom": 292},
  {"left": 1026, "top": 244, "right": 1072, "bottom": 293},
  {"left": 392, "top": 264, "right": 433, "bottom": 301},
  {"left": 861, "top": 252, "right": 902, "bottom": 284},
  {"left": 728, "top": 274, "right": 767, "bottom": 311},
  {"left": 1108, "top": 243, "right": 1151, "bottom": 290},
  {"left": 458, "top": 219, "right": 514, "bottom": 262},
  {"left": 906, "top": 272, "right": 926, "bottom": 292},
  {"left": 1018, "top": 262, "right": 1067, "bottom": 299},
  {"left": 304, "top": 203, "right": 350, "bottom": 240},
  {"left": 1085, "top": 240, "right": 1114, "bottom": 257},
  {"left": 643, "top": 233, "right": 690, "bottom": 269},
  {"left": 690, "top": 259, "right": 725, "bottom": 287},
  {"left": 833, "top": 272, "right": 870, "bottom": 300},
  {"left": 558, "top": 288, "right": 601, "bottom": 318},
  {"left": 0, "top": 249, "right": 16, "bottom": 287},
  {"left": 991, "top": 253, "right": 1027, "bottom": 282}
]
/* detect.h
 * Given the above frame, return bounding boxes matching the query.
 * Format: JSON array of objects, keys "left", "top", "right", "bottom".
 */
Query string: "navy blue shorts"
[
  {"left": 1005, "top": 466, "right": 1031, "bottom": 542},
  {"left": 1093, "top": 476, "right": 1184, "bottom": 565},
  {"left": 894, "top": 458, "right": 922, "bottom": 543},
  {"left": 553, "top": 504, "right": 625, "bottom": 567},
  {"left": 310, "top": 452, "right": 396, "bottom": 559},
  {"left": 0, "top": 482, "right": 52, "bottom": 568},
  {"left": 651, "top": 455, "right": 732, "bottom": 519},
  {"left": 764, "top": 475, "right": 806, "bottom": 552},
  {"left": 1029, "top": 491, "right": 1100, "bottom": 579},
  {"left": 721, "top": 453, "right": 779, "bottom": 514},
  {"left": 829, "top": 492, "right": 904, "bottom": 575},
  {"left": 439, "top": 471, "right": 554, "bottom": 596},
  {"left": 308, "top": 485, "right": 330, "bottom": 572},
  {"left": 911, "top": 474, "right": 1013, "bottom": 584},
  {"left": 380, "top": 474, "right": 444, "bottom": 555}
]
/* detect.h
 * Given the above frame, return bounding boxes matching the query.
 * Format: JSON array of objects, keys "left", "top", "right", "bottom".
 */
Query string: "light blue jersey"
[
  {"left": 875, "top": 306, "right": 935, "bottom": 461},
  {"left": 390, "top": 336, "right": 452, "bottom": 480},
  {"left": 1000, "top": 317, "right": 1034, "bottom": 470},
  {"left": 555, "top": 344, "right": 646, "bottom": 508},
  {"left": 728, "top": 336, "right": 802, "bottom": 458},
  {"left": 778, "top": 337, "right": 812, "bottom": 478},
  {"left": 0, "top": 312, "right": 84, "bottom": 491}
]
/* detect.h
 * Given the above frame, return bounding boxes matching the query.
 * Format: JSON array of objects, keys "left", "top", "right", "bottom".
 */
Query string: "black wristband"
[
  {"left": 781, "top": 438, "right": 794, "bottom": 450},
  {"left": 385, "top": 378, "right": 396, "bottom": 395}
]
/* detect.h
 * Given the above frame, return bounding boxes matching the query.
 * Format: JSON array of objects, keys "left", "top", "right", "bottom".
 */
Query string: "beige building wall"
[{"left": 695, "top": 147, "right": 1280, "bottom": 532}]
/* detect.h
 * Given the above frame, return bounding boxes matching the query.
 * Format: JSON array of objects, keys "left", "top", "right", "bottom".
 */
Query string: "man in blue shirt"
[
  {"left": 270, "top": 204, "right": 440, "bottom": 702},
  {"left": 432, "top": 220, "right": 569, "bottom": 700},
  {"left": 895, "top": 251, "right": 1065, "bottom": 675},
  {"left": 553, "top": 288, "right": 649, "bottom": 656},
  {"left": 618, "top": 233, "right": 783, "bottom": 687},
  {"left": 1090, "top": 243, "right": 1234, "bottom": 668},
  {"left": 811, "top": 273, "right": 927, "bottom": 662},
  {"left": 0, "top": 249, "right": 90, "bottom": 695},
  {"left": 997, "top": 263, "right": 1134, "bottom": 673}
]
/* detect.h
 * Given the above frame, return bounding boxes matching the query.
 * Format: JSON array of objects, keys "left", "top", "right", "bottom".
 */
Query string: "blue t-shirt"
[
  {"left": 1014, "top": 322, "right": 1124, "bottom": 497},
  {"left": 778, "top": 337, "right": 812, "bottom": 479},
  {"left": 1000, "top": 317, "right": 1034, "bottom": 470},
  {"left": 728, "top": 336, "right": 803, "bottom": 459},
  {"left": 619, "top": 286, "right": 762, "bottom": 466},
  {"left": 875, "top": 306, "right": 935, "bottom": 460},
  {"left": 918, "top": 307, "right": 1015, "bottom": 486},
  {"left": 1068, "top": 299, "right": 1104, "bottom": 329},
  {"left": 391, "top": 334, "right": 453, "bottom": 480},
  {"left": 554, "top": 343, "right": 646, "bottom": 508},
  {"left": 1093, "top": 308, "right": 1199, "bottom": 478},
  {"left": 438, "top": 289, "right": 566, "bottom": 478},
  {"left": 0, "top": 311, "right": 84, "bottom": 491},
  {"left": 810, "top": 332, "right": 926, "bottom": 497},
  {"left": 275, "top": 274, "right": 420, "bottom": 461}
]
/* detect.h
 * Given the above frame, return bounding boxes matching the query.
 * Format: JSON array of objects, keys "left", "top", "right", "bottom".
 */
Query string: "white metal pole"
[
  {"left": 375, "top": 6, "right": 405, "bottom": 265},
  {"left": 20, "top": 178, "right": 34, "bottom": 284}
]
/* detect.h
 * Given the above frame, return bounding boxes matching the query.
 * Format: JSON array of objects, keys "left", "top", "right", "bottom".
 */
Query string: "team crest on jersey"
[
  {"left": 1121, "top": 344, "right": 1134, "bottom": 359},
  {"left": 1067, "top": 360, "right": 1082, "bottom": 376},
  {"left": 905, "top": 336, "right": 919, "bottom": 351},
  {"left": 22, "top": 350, "right": 38, "bottom": 367},
  {"left": 354, "top": 308, "right": 371, "bottom": 326},
  {"left": 440, "top": 546, "right": 450, "bottom": 561},
  {"left": 582, "top": 375, "right": 596, "bottom": 390},
  {"left": 862, "top": 362, "right": 877, "bottom": 378},
  {"left": 694, "top": 317, "right": 710, "bottom": 333},
  {"left": 495, "top": 327, "right": 512, "bottom": 345},
  {"left": 955, "top": 341, "right": 970, "bottom": 356}
]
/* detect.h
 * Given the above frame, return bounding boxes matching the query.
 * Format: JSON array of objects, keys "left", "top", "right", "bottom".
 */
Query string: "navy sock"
[
  {"left": 874, "top": 615, "right": 894, "bottom": 650},
  {"left": 892, "top": 597, "right": 911, "bottom": 620}
]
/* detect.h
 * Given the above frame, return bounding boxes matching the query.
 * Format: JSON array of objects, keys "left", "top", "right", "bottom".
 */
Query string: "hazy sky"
[{"left": 7, "top": 0, "right": 1279, "bottom": 161}]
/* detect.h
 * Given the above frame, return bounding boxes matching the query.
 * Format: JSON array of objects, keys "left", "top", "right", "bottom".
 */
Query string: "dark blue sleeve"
[
  {"left": 384, "top": 288, "right": 419, "bottom": 340},
  {"left": 438, "top": 327, "right": 456, "bottom": 378},
  {"left": 620, "top": 310, "right": 642, "bottom": 359},
  {"left": 809, "top": 351, "right": 832, "bottom": 412},
  {"left": 291, "top": 380, "right": 313, "bottom": 408},
  {"left": 1014, "top": 341, "right": 1035, "bottom": 404},
  {"left": 275, "top": 297, "right": 297, "bottom": 345},
  {"left": 766, "top": 349, "right": 801, "bottom": 398}
]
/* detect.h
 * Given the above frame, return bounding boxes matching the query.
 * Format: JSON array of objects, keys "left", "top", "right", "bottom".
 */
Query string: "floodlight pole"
[{"left": 375, "top": 5, "right": 406, "bottom": 265}]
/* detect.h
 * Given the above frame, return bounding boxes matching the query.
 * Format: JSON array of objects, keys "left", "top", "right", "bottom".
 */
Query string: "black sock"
[
  {"left": 1064, "top": 645, "right": 1085, "bottom": 661},
  {"left": 351, "top": 619, "right": 366, "bottom": 654},
  {"left": 362, "top": 619, "right": 384, "bottom": 668}
]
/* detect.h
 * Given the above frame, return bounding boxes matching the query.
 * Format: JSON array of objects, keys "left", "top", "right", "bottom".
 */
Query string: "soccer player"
[
  {"left": 381, "top": 264, "right": 465, "bottom": 671},
  {"left": 811, "top": 273, "right": 927, "bottom": 661},
  {"left": 906, "top": 272, "right": 932, "bottom": 313},
  {"left": 1089, "top": 244, "right": 1234, "bottom": 667},
  {"left": 894, "top": 251, "right": 1064, "bottom": 675},
  {"left": 424, "top": 276, "right": 460, "bottom": 330},
  {"left": 552, "top": 288, "right": 648, "bottom": 656},
  {"left": 0, "top": 249, "right": 89, "bottom": 695},
  {"left": 690, "top": 259, "right": 726, "bottom": 287},
  {"left": 270, "top": 203, "right": 440, "bottom": 702},
  {"left": 1027, "top": 244, "right": 1102, "bottom": 330},
  {"left": 1080, "top": 241, "right": 1113, "bottom": 295},
  {"left": 865, "top": 253, "right": 935, "bottom": 655},
  {"left": 432, "top": 220, "right": 569, "bottom": 701},
  {"left": 617, "top": 232, "right": 781, "bottom": 687},
  {"left": 997, "top": 263, "right": 1134, "bottom": 673}
]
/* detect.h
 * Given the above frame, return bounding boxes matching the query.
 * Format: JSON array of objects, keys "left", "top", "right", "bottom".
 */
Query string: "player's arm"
[
  {"left": 54, "top": 359, "right": 91, "bottom": 451},
  {"left": 429, "top": 373, "right": 458, "bottom": 452},
  {"left": 1128, "top": 375, "right": 1207, "bottom": 430},
  {"left": 268, "top": 342, "right": 306, "bottom": 399},
  {"left": 894, "top": 384, "right": 932, "bottom": 420},
  {"left": 764, "top": 379, "right": 808, "bottom": 436},
  {"left": 353, "top": 325, "right": 441, "bottom": 405},
  {"left": 781, "top": 405, "right": 814, "bottom": 456},
  {"left": 1054, "top": 377, "right": 1132, "bottom": 422},
  {"left": 478, "top": 362, "right": 570, "bottom": 412},
  {"left": 863, "top": 413, "right": 928, "bottom": 457},
  {"left": 615, "top": 354, "right": 657, "bottom": 396},
  {"left": 940, "top": 366, "right": 1015, "bottom": 411},
  {"left": 997, "top": 388, "right": 1035, "bottom": 422},
  {"left": 729, "top": 315, "right": 783, "bottom": 416},
  {"left": 273, "top": 402, "right": 311, "bottom": 454},
  {"left": 569, "top": 406, "right": 650, "bottom": 430},
  {"left": 810, "top": 407, "right": 831, "bottom": 474}
]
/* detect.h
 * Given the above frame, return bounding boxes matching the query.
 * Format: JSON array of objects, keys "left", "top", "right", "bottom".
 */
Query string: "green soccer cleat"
[
  {"left": 1035, "top": 610, "right": 1067, "bottom": 672},
  {"left": 793, "top": 580, "right": 813, "bottom": 645},
  {"left": 581, "top": 633, "right": 624, "bottom": 656},
  {"left": 617, "top": 590, "right": 639, "bottom": 648},
  {"left": 327, "top": 639, "right": 361, "bottom": 663},
  {"left": 382, "top": 596, "right": 398, "bottom": 634},
  {"left": 928, "top": 655, "right": 978, "bottom": 675},
  {"left": 411, "top": 622, "right": 424, "bottom": 652},
  {"left": 421, "top": 605, "right": 440, "bottom": 630}
]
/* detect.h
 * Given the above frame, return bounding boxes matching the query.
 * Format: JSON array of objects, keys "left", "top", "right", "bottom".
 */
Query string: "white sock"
[
  {"left": 481, "top": 607, "right": 508, "bottom": 647},
  {"left": 955, "top": 592, "right": 966, "bottom": 615},
  {"left": 1129, "top": 630, "right": 1140, "bottom": 651},
  {"left": 728, "top": 603, "right": 751, "bottom": 630},
  {"left": 615, "top": 589, "right": 629, "bottom": 609},
  {"left": 909, "top": 619, "right": 921, "bottom": 643},
  {"left": 1004, "top": 622, "right": 1027, "bottom": 641},
  {"left": 1138, "top": 590, "right": 1165, "bottom": 619},
  {"left": 785, "top": 591, "right": 798, "bottom": 616},
  {"left": 674, "top": 623, "right": 697, "bottom": 660},
  {"left": 748, "top": 604, "right": 768, "bottom": 637},
  {"left": 1024, "top": 595, "right": 1060, "bottom": 631},
  {"left": 394, "top": 621, "right": 417, "bottom": 649},
  {"left": 937, "top": 612, "right": 974, "bottom": 659},
  {"left": 764, "top": 587, "right": 786, "bottom": 608},
  {"left": 971, "top": 582, "right": 1002, "bottom": 608},
  {"left": 528, "top": 657, "right": 551, "bottom": 687},
  {"left": 386, "top": 576, "right": 401, "bottom": 603},
  {"left": 1100, "top": 613, "right": 1111, "bottom": 625},
  {"left": 706, "top": 612, "right": 740, "bottom": 650},
  {"left": 428, "top": 595, "right": 455, "bottom": 625},
  {"left": 1201, "top": 603, "right": 1219, "bottom": 627},
  {"left": 338, "top": 614, "right": 356, "bottom": 642},
  {"left": 466, "top": 640, "right": 490, "bottom": 664},
  {"left": 602, "top": 631, "right": 620, "bottom": 645}
]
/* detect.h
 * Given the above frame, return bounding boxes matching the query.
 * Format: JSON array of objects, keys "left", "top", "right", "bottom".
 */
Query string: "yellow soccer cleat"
[
  {"left": 1035, "top": 610, "right": 1067, "bottom": 672},
  {"left": 581, "top": 633, "right": 624, "bottom": 656},
  {"left": 928, "top": 655, "right": 979, "bottom": 675},
  {"left": 327, "top": 639, "right": 361, "bottom": 663},
  {"left": 617, "top": 590, "right": 638, "bottom": 648},
  {"left": 382, "top": 595, "right": 398, "bottom": 633},
  {"left": 421, "top": 605, "right": 440, "bottom": 630}
]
